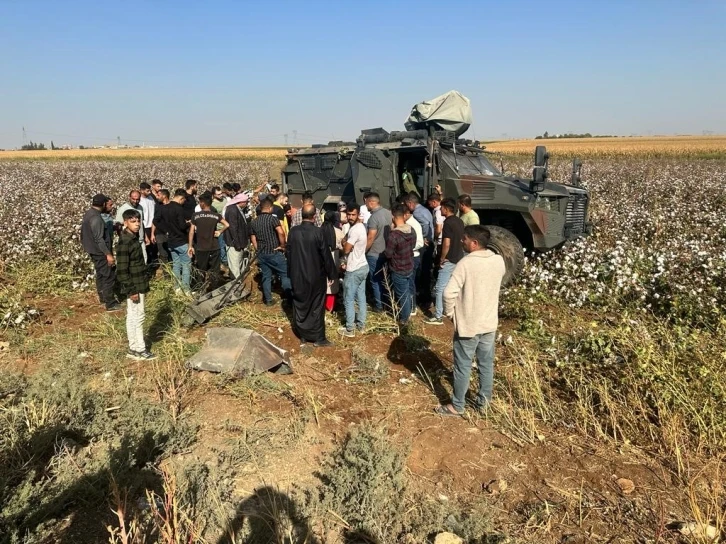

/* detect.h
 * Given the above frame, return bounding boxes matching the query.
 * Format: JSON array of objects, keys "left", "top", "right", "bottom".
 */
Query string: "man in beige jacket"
[{"left": 435, "top": 225, "right": 506, "bottom": 416}]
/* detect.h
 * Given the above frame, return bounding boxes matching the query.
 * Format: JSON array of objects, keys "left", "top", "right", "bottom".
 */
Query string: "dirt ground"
[{"left": 3, "top": 287, "right": 692, "bottom": 543}]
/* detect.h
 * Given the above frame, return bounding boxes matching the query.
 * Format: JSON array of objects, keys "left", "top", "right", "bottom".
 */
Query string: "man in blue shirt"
[{"left": 404, "top": 192, "right": 435, "bottom": 310}]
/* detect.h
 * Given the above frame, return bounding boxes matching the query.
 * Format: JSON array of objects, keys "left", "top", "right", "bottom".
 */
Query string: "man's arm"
[
  {"left": 115, "top": 239, "right": 131, "bottom": 290},
  {"left": 384, "top": 231, "right": 397, "bottom": 260},
  {"left": 275, "top": 225, "right": 286, "bottom": 250},
  {"left": 216, "top": 218, "right": 230, "bottom": 237},
  {"left": 365, "top": 228, "right": 377, "bottom": 252},
  {"left": 187, "top": 224, "right": 196, "bottom": 255},
  {"left": 250, "top": 233, "right": 258, "bottom": 250},
  {"left": 439, "top": 237, "right": 451, "bottom": 265},
  {"left": 91, "top": 216, "right": 111, "bottom": 257},
  {"left": 443, "top": 263, "right": 464, "bottom": 318}
]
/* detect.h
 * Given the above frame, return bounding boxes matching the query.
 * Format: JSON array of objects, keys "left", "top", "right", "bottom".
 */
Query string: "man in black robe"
[{"left": 286, "top": 204, "right": 337, "bottom": 347}]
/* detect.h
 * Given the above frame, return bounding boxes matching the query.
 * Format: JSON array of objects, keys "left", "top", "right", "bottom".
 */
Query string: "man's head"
[
  {"left": 276, "top": 192, "right": 288, "bottom": 205},
  {"left": 122, "top": 209, "right": 142, "bottom": 234},
  {"left": 366, "top": 192, "right": 381, "bottom": 209},
  {"left": 457, "top": 193, "right": 472, "bottom": 213},
  {"left": 159, "top": 189, "right": 170, "bottom": 204},
  {"left": 103, "top": 198, "right": 114, "bottom": 213},
  {"left": 139, "top": 182, "right": 152, "bottom": 197},
  {"left": 198, "top": 193, "right": 213, "bottom": 209},
  {"left": 232, "top": 193, "right": 249, "bottom": 208},
  {"left": 172, "top": 188, "right": 188, "bottom": 204},
  {"left": 427, "top": 192, "right": 441, "bottom": 208},
  {"left": 462, "top": 225, "right": 491, "bottom": 253},
  {"left": 402, "top": 192, "right": 420, "bottom": 212},
  {"left": 259, "top": 198, "right": 274, "bottom": 213},
  {"left": 91, "top": 193, "right": 109, "bottom": 210},
  {"left": 185, "top": 179, "right": 198, "bottom": 194},
  {"left": 151, "top": 179, "right": 163, "bottom": 193},
  {"left": 301, "top": 191, "right": 314, "bottom": 205},
  {"left": 269, "top": 183, "right": 280, "bottom": 197},
  {"left": 212, "top": 186, "right": 225, "bottom": 201},
  {"left": 346, "top": 203, "right": 360, "bottom": 225},
  {"left": 391, "top": 203, "right": 407, "bottom": 226},
  {"left": 441, "top": 198, "right": 457, "bottom": 217},
  {"left": 301, "top": 204, "right": 317, "bottom": 221},
  {"left": 231, "top": 182, "right": 242, "bottom": 194},
  {"left": 129, "top": 190, "right": 141, "bottom": 207},
  {"left": 222, "top": 182, "right": 233, "bottom": 196}
]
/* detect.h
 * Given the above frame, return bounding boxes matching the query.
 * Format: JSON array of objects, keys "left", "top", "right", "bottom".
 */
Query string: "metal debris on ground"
[{"left": 186, "top": 327, "right": 292, "bottom": 377}]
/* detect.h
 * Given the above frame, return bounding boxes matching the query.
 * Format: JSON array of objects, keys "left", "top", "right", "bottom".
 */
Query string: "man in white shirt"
[
  {"left": 338, "top": 203, "right": 368, "bottom": 337},
  {"left": 435, "top": 225, "right": 506, "bottom": 417},
  {"left": 404, "top": 206, "right": 424, "bottom": 316},
  {"left": 139, "top": 182, "right": 156, "bottom": 266},
  {"left": 359, "top": 191, "right": 372, "bottom": 225},
  {"left": 115, "top": 190, "right": 148, "bottom": 264}
]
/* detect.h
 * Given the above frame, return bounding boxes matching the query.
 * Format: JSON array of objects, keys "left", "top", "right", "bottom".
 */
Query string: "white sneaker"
[{"left": 410, "top": 308, "right": 418, "bottom": 316}]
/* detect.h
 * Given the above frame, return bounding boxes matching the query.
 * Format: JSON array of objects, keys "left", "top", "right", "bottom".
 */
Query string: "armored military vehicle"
[{"left": 282, "top": 91, "right": 591, "bottom": 284}]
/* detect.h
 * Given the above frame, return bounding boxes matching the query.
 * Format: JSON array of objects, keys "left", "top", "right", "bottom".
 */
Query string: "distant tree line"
[
  {"left": 21, "top": 141, "right": 47, "bottom": 150},
  {"left": 535, "top": 131, "right": 617, "bottom": 139}
]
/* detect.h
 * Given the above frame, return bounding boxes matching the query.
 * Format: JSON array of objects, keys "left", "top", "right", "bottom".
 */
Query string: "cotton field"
[{"left": 0, "top": 157, "right": 724, "bottom": 326}]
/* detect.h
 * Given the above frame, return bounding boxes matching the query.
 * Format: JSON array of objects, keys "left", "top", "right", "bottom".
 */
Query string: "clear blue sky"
[{"left": 1, "top": 0, "right": 724, "bottom": 148}]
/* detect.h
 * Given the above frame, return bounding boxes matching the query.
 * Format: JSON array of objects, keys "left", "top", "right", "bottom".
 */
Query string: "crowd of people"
[{"left": 81, "top": 179, "right": 506, "bottom": 415}]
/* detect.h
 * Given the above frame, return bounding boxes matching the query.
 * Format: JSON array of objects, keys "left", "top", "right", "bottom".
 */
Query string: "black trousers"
[
  {"left": 155, "top": 232, "right": 171, "bottom": 264},
  {"left": 90, "top": 253, "right": 116, "bottom": 307},
  {"left": 144, "top": 227, "right": 158, "bottom": 267},
  {"left": 416, "top": 242, "right": 435, "bottom": 307},
  {"left": 195, "top": 249, "right": 221, "bottom": 292}
]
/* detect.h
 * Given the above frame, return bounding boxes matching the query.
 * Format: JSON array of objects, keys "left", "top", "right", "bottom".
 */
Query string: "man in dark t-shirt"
[
  {"left": 188, "top": 193, "right": 229, "bottom": 292},
  {"left": 425, "top": 198, "right": 466, "bottom": 325}
]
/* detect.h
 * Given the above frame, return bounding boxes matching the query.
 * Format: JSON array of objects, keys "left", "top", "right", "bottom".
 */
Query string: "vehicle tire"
[
  {"left": 534, "top": 145, "right": 548, "bottom": 167},
  {"left": 485, "top": 225, "right": 524, "bottom": 286}
]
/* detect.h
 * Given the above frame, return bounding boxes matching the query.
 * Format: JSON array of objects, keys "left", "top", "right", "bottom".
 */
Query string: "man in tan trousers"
[{"left": 436, "top": 225, "right": 506, "bottom": 416}]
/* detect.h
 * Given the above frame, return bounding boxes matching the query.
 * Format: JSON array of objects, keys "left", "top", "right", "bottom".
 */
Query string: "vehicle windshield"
[{"left": 441, "top": 150, "right": 501, "bottom": 176}]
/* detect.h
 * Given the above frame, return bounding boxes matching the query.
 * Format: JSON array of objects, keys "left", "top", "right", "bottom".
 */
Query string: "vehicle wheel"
[
  {"left": 534, "top": 145, "right": 548, "bottom": 167},
  {"left": 485, "top": 225, "right": 524, "bottom": 286}
]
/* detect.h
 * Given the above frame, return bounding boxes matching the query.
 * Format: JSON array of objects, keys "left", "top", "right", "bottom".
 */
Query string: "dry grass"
[
  {"left": 0, "top": 146, "right": 291, "bottom": 160},
  {"left": 486, "top": 135, "right": 726, "bottom": 156}
]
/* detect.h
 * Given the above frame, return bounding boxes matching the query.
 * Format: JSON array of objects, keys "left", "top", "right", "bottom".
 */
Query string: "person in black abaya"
[{"left": 286, "top": 204, "right": 338, "bottom": 347}]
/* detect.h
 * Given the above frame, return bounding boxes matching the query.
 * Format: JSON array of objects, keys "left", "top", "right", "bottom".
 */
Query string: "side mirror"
[
  {"left": 530, "top": 145, "right": 549, "bottom": 193},
  {"left": 571, "top": 158, "right": 583, "bottom": 186}
]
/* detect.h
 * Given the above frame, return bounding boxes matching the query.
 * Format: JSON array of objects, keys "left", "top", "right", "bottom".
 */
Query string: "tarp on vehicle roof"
[{"left": 404, "top": 90, "right": 472, "bottom": 138}]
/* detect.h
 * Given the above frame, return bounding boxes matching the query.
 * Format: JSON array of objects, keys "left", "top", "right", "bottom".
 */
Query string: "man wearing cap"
[
  {"left": 223, "top": 192, "right": 251, "bottom": 279},
  {"left": 81, "top": 194, "right": 120, "bottom": 311}
]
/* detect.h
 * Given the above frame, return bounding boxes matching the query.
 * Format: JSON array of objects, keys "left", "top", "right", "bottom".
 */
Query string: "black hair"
[
  {"left": 174, "top": 188, "right": 188, "bottom": 199},
  {"left": 139, "top": 181, "right": 151, "bottom": 190},
  {"left": 212, "top": 186, "right": 222, "bottom": 193},
  {"left": 403, "top": 192, "right": 420, "bottom": 205},
  {"left": 232, "top": 182, "right": 242, "bottom": 192},
  {"left": 464, "top": 225, "right": 491, "bottom": 248},
  {"left": 122, "top": 209, "right": 141, "bottom": 221},
  {"left": 366, "top": 192, "right": 380, "bottom": 201},
  {"left": 159, "top": 189, "right": 170, "bottom": 199},
  {"left": 198, "top": 193, "right": 213, "bottom": 207},
  {"left": 457, "top": 193, "right": 472, "bottom": 207},
  {"left": 427, "top": 192, "right": 442, "bottom": 202},
  {"left": 259, "top": 198, "right": 274, "bottom": 211},
  {"left": 362, "top": 191, "right": 372, "bottom": 200},
  {"left": 185, "top": 179, "right": 198, "bottom": 190},
  {"left": 346, "top": 202, "right": 360, "bottom": 213},
  {"left": 222, "top": 182, "right": 233, "bottom": 191},
  {"left": 391, "top": 203, "right": 407, "bottom": 218},
  {"left": 441, "top": 198, "right": 457, "bottom": 213},
  {"left": 151, "top": 179, "right": 162, "bottom": 185},
  {"left": 302, "top": 191, "right": 314, "bottom": 203},
  {"left": 270, "top": 183, "right": 280, "bottom": 192},
  {"left": 321, "top": 211, "right": 337, "bottom": 250}
]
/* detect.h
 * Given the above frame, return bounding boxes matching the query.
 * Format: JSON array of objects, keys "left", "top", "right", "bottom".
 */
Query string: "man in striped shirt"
[
  {"left": 251, "top": 199, "right": 292, "bottom": 306},
  {"left": 291, "top": 192, "right": 323, "bottom": 227}
]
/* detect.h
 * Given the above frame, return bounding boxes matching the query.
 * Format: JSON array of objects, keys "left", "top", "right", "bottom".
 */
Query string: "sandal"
[{"left": 434, "top": 404, "right": 464, "bottom": 417}]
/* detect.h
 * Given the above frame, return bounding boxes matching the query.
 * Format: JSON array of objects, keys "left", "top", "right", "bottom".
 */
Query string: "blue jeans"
[
  {"left": 343, "top": 265, "right": 368, "bottom": 331},
  {"left": 433, "top": 260, "right": 456, "bottom": 318},
  {"left": 452, "top": 331, "right": 496, "bottom": 412},
  {"left": 390, "top": 270, "right": 412, "bottom": 323},
  {"left": 409, "top": 255, "right": 421, "bottom": 311},
  {"left": 366, "top": 253, "right": 389, "bottom": 311},
  {"left": 169, "top": 244, "right": 191, "bottom": 291},
  {"left": 258, "top": 252, "right": 291, "bottom": 303},
  {"left": 218, "top": 233, "right": 228, "bottom": 265}
]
